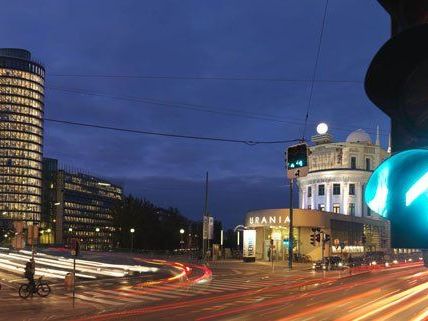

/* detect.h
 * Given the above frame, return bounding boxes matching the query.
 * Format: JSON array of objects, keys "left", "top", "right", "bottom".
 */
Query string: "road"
[{"left": 2, "top": 259, "right": 428, "bottom": 321}]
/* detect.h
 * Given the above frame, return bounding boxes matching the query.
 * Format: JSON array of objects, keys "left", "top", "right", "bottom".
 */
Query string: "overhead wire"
[
  {"left": 301, "top": 0, "right": 329, "bottom": 141},
  {"left": 44, "top": 118, "right": 301, "bottom": 146},
  {"left": 45, "top": 85, "right": 390, "bottom": 138}
]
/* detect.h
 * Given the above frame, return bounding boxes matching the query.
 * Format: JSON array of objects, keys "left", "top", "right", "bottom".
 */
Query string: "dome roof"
[{"left": 346, "top": 129, "right": 372, "bottom": 143}]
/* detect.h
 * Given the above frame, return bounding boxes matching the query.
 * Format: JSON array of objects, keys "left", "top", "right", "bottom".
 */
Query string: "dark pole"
[
  {"left": 202, "top": 172, "right": 208, "bottom": 258},
  {"left": 288, "top": 178, "right": 294, "bottom": 269}
]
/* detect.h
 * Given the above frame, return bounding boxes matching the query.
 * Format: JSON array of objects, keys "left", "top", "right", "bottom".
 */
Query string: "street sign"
[
  {"left": 365, "top": 149, "right": 428, "bottom": 248},
  {"left": 286, "top": 143, "right": 309, "bottom": 179}
]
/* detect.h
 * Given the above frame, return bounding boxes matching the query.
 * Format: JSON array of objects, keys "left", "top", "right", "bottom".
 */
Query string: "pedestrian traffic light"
[
  {"left": 286, "top": 143, "right": 308, "bottom": 179},
  {"left": 283, "top": 238, "right": 289, "bottom": 247},
  {"left": 71, "top": 238, "right": 80, "bottom": 257},
  {"left": 365, "top": 149, "right": 428, "bottom": 249},
  {"left": 310, "top": 233, "right": 316, "bottom": 246},
  {"left": 324, "top": 234, "right": 330, "bottom": 243}
]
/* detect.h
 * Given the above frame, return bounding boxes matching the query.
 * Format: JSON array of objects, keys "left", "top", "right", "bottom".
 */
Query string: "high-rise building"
[
  {"left": 42, "top": 158, "right": 122, "bottom": 250},
  {"left": 0, "top": 49, "right": 45, "bottom": 223}
]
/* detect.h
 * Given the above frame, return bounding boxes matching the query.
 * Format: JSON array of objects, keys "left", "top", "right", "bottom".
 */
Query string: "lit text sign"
[{"left": 247, "top": 215, "right": 290, "bottom": 226}]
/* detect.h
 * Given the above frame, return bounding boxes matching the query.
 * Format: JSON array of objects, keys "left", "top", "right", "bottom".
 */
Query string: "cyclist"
[{"left": 24, "top": 261, "right": 35, "bottom": 291}]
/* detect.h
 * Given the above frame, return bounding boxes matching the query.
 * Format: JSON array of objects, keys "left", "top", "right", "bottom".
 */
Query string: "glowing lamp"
[{"left": 316, "top": 122, "right": 328, "bottom": 135}]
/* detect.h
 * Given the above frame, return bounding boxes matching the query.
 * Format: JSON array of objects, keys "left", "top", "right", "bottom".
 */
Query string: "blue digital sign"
[{"left": 365, "top": 149, "right": 428, "bottom": 248}]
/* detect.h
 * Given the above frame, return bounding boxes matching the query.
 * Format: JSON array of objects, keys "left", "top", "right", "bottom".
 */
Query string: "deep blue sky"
[{"left": 1, "top": 1, "right": 391, "bottom": 228}]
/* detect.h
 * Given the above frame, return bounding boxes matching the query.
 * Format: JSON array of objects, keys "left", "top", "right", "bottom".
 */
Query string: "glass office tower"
[{"left": 0, "top": 49, "right": 45, "bottom": 222}]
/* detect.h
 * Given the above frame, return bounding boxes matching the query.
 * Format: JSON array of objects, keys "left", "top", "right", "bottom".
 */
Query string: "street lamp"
[
  {"left": 130, "top": 228, "right": 135, "bottom": 253},
  {"left": 179, "top": 229, "right": 185, "bottom": 249},
  {"left": 95, "top": 227, "right": 100, "bottom": 232}
]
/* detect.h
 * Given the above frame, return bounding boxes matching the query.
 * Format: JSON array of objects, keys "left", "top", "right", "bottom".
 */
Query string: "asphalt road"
[{"left": 1, "top": 259, "right": 428, "bottom": 321}]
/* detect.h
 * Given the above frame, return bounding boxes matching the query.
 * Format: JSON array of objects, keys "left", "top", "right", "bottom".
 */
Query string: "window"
[
  {"left": 333, "top": 184, "right": 341, "bottom": 195},
  {"left": 351, "top": 156, "right": 357, "bottom": 169},
  {"left": 366, "top": 158, "right": 371, "bottom": 171},
  {"left": 307, "top": 205, "right": 312, "bottom": 210},
  {"left": 333, "top": 204, "right": 340, "bottom": 213},
  {"left": 318, "top": 204, "right": 325, "bottom": 211},
  {"left": 318, "top": 184, "right": 325, "bottom": 196},
  {"left": 349, "top": 203, "right": 355, "bottom": 215},
  {"left": 349, "top": 184, "right": 355, "bottom": 195},
  {"left": 308, "top": 186, "right": 312, "bottom": 198}
]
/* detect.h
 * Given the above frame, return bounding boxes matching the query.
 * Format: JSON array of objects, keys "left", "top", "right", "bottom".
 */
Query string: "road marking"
[
  {"left": 85, "top": 291, "right": 141, "bottom": 303},
  {"left": 70, "top": 293, "right": 123, "bottom": 306}
]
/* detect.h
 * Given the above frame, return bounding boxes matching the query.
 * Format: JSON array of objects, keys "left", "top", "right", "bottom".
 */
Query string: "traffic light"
[
  {"left": 71, "top": 238, "right": 80, "bottom": 257},
  {"left": 310, "top": 233, "right": 315, "bottom": 246},
  {"left": 365, "top": 149, "right": 428, "bottom": 248},
  {"left": 286, "top": 143, "right": 308, "bottom": 179},
  {"left": 365, "top": 1, "right": 428, "bottom": 152},
  {"left": 324, "top": 234, "right": 330, "bottom": 243}
]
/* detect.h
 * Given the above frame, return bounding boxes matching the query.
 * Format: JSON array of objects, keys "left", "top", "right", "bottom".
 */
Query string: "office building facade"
[
  {"left": 42, "top": 158, "right": 122, "bottom": 250},
  {"left": 0, "top": 49, "right": 45, "bottom": 222}
]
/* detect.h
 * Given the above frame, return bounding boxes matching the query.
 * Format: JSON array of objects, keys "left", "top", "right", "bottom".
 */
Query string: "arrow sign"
[{"left": 406, "top": 171, "right": 428, "bottom": 206}]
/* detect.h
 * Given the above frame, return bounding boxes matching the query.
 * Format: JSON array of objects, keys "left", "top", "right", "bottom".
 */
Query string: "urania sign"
[{"left": 365, "top": 149, "right": 428, "bottom": 248}]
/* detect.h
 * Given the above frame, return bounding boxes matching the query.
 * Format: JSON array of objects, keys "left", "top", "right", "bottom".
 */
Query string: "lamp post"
[
  {"left": 180, "top": 228, "right": 185, "bottom": 249},
  {"left": 130, "top": 228, "right": 135, "bottom": 252}
]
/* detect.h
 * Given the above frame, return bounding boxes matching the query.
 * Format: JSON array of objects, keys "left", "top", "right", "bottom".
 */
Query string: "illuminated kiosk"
[{"left": 245, "top": 208, "right": 389, "bottom": 261}]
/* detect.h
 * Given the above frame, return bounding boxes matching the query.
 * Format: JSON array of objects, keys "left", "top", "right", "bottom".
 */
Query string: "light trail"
[{"left": 0, "top": 249, "right": 160, "bottom": 280}]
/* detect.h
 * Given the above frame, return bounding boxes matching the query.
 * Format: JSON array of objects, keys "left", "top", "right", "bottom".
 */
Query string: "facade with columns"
[{"left": 297, "top": 128, "right": 390, "bottom": 218}]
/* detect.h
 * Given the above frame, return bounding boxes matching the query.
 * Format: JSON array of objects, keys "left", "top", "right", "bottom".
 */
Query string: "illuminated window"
[
  {"left": 333, "top": 204, "right": 340, "bottom": 213},
  {"left": 318, "top": 204, "right": 325, "bottom": 211}
]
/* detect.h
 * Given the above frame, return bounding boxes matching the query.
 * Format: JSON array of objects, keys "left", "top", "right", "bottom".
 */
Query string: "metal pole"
[
  {"left": 131, "top": 233, "right": 134, "bottom": 253},
  {"left": 72, "top": 257, "right": 76, "bottom": 308},
  {"left": 321, "top": 231, "right": 325, "bottom": 267},
  {"left": 202, "top": 172, "right": 208, "bottom": 258},
  {"left": 288, "top": 178, "right": 294, "bottom": 269}
]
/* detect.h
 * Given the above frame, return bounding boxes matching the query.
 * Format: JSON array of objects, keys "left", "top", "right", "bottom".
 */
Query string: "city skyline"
[{"left": 1, "top": 1, "right": 391, "bottom": 228}]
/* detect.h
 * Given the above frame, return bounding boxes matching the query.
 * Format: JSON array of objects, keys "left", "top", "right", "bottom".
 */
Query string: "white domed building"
[{"left": 297, "top": 127, "right": 390, "bottom": 217}]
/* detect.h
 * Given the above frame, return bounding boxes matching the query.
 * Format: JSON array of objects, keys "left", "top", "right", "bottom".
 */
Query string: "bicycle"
[{"left": 19, "top": 276, "right": 51, "bottom": 299}]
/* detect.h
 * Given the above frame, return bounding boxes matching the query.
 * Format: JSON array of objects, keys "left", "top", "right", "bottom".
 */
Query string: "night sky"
[{"left": 1, "top": 1, "right": 391, "bottom": 228}]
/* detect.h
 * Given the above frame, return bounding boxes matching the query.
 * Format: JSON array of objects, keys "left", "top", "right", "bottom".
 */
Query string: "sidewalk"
[{"left": 206, "top": 259, "right": 313, "bottom": 274}]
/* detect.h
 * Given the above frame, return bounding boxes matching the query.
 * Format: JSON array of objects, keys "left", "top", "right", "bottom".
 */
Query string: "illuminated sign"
[
  {"left": 243, "top": 230, "right": 256, "bottom": 262},
  {"left": 365, "top": 149, "right": 428, "bottom": 248},
  {"left": 247, "top": 215, "right": 290, "bottom": 226}
]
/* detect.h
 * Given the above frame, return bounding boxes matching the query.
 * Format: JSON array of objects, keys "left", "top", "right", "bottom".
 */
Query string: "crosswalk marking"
[
  {"left": 64, "top": 277, "right": 285, "bottom": 307},
  {"left": 85, "top": 291, "right": 142, "bottom": 303},
  {"left": 70, "top": 293, "right": 123, "bottom": 306}
]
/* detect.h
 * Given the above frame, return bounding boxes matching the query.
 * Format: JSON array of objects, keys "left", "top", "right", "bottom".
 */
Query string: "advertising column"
[{"left": 243, "top": 229, "right": 256, "bottom": 262}]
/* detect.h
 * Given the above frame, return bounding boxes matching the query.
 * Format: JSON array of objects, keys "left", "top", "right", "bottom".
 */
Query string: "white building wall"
[{"left": 297, "top": 131, "right": 389, "bottom": 219}]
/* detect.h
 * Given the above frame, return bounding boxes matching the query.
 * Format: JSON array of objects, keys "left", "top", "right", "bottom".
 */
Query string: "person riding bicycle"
[{"left": 24, "top": 261, "right": 35, "bottom": 290}]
